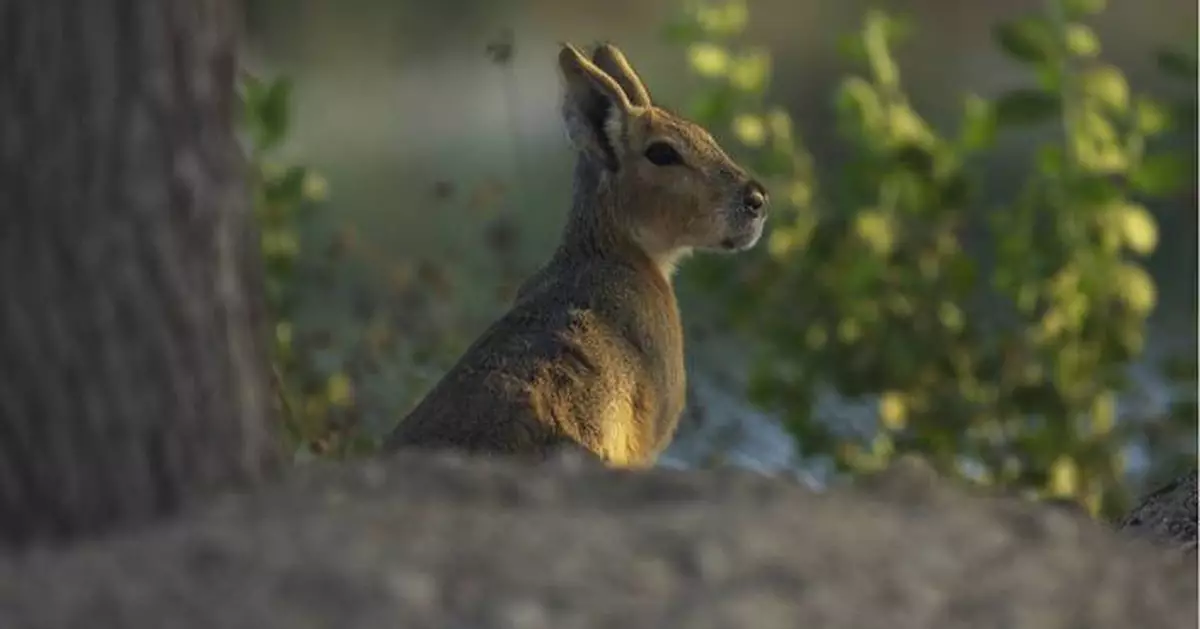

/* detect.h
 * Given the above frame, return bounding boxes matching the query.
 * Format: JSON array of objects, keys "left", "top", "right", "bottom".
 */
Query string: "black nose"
[{"left": 742, "top": 181, "right": 768, "bottom": 217}]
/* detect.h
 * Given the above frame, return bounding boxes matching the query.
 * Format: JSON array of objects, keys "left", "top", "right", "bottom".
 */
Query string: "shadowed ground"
[{"left": 0, "top": 452, "right": 1193, "bottom": 629}]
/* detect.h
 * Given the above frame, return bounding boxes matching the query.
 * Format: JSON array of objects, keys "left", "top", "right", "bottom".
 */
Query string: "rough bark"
[
  {"left": 1119, "top": 469, "right": 1198, "bottom": 555},
  {"left": 0, "top": 452, "right": 1193, "bottom": 629},
  {"left": 0, "top": 0, "right": 279, "bottom": 546}
]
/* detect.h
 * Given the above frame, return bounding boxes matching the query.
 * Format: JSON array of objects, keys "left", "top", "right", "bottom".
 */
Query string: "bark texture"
[
  {"left": 0, "top": 0, "right": 278, "bottom": 546},
  {"left": 1119, "top": 469, "right": 1198, "bottom": 555},
  {"left": 0, "top": 452, "right": 1193, "bottom": 629}
]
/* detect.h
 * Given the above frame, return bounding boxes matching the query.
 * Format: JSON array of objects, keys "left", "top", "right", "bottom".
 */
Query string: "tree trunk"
[
  {"left": 0, "top": 0, "right": 280, "bottom": 547},
  {"left": 1118, "top": 469, "right": 1198, "bottom": 555}
]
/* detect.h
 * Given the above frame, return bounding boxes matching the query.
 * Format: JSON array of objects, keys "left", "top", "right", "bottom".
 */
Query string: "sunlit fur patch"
[{"left": 596, "top": 389, "right": 649, "bottom": 468}]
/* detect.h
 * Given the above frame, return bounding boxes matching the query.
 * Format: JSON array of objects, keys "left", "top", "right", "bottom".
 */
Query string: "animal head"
[{"left": 558, "top": 42, "right": 768, "bottom": 271}]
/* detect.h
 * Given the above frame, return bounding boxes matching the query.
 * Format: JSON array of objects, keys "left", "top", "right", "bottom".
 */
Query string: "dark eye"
[{"left": 644, "top": 142, "right": 683, "bottom": 167}]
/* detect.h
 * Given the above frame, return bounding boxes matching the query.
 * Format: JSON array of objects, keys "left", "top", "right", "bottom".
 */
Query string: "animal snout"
[{"left": 740, "top": 180, "right": 768, "bottom": 218}]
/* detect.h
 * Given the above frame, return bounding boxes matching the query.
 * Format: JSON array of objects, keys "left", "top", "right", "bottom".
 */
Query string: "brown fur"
[{"left": 384, "top": 43, "right": 768, "bottom": 468}]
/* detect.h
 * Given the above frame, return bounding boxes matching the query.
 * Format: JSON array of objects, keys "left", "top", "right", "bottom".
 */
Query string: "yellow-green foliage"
[
  {"left": 239, "top": 72, "right": 522, "bottom": 462},
  {"left": 666, "top": 0, "right": 1195, "bottom": 517},
  {"left": 239, "top": 73, "right": 365, "bottom": 458}
]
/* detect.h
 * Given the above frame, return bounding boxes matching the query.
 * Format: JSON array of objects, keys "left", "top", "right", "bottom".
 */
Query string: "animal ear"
[
  {"left": 591, "top": 43, "right": 652, "bottom": 108},
  {"left": 558, "top": 43, "right": 635, "bottom": 171}
]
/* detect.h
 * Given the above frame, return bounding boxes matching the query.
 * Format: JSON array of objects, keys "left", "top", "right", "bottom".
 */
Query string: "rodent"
[{"left": 384, "top": 42, "right": 768, "bottom": 468}]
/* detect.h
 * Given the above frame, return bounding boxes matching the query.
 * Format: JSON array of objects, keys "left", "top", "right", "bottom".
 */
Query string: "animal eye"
[{"left": 644, "top": 142, "right": 683, "bottom": 167}]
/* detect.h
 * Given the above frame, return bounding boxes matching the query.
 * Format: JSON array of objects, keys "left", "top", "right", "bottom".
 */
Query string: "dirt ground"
[{"left": 0, "top": 452, "right": 1194, "bottom": 629}]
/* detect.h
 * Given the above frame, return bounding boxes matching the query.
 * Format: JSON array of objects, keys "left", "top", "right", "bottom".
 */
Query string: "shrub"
[
  {"left": 666, "top": 0, "right": 1196, "bottom": 516},
  {"left": 238, "top": 71, "right": 529, "bottom": 461}
]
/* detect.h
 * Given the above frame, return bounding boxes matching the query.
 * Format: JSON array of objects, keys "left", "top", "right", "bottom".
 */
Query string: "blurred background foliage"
[{"left": 238, "top": 0, "right": 1196, "bottom": 518}]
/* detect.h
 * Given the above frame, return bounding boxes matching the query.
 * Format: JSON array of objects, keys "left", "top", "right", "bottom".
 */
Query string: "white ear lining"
[
  {"left": 558, "top": 47, "right": 637, "bottom": 171},
  {"left": 602, "top": 105, "right": 625, "bottom": 160},
  {"left": 560, "top": 102, "right": 589, "bottom": 149}
]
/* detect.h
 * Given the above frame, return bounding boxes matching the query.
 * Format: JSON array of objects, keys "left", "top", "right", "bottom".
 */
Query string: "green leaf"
[
  {"left": 687, "top": 43, "right": 731, "bottom": 77},
  {"left": 992, "top": 18, "right": 1056, "bottom": 65},
  {"left": 266, "top": 165, "right": 309, "bottom": 205},
  {"left": 883, "top": 14, "right": 915, "bottom": 45},
  {"left": 239, "top": 72, "right": 265, "bottom": 106},
  {"left": 326, "top": 372, "right": 354, "bottom": 407},
  {"left": 1133, "top": 98, "right": 1172, "bottom": 136},
  {"left": 853, "top": 210, "right": 897, "bottom": 257},
  {"left": 1036, "top": 145, "right": 1065, "bottom": 177},
  {"left": 757, "top": 147, "right": 795, "bottom": 177},
  {"left": 238, "top": 73, "right": 265, "bottom": 131},
  {"left": 1066, "top": 174, "right": 1121, "bottom": 205},
  {"left": 687, "top": 87, "right": 737, "bottom": 125},
  {"left": 732, "top": 114, "right": 767, "bottom": 146},
  {"left": 692, "top": 1, "right": 749, "bottom": 36},
  {"left": 863, "top": 9, "right": 901, "bottom": 87},
  {"left": 1079, "top": 65, "right": 1129, "bottom": 113},
  {"left": 834, "top": 77, "right": 884, "bottom": 136},
  {"left": 1062, "top": 0, "right": 1106, "bottom": 18},
  {"left": 728, "top": 49, "right": 772, "bottom": 93},
  {"left": 1111, "top": 202, "right": 1158, "bottom": 256},
  {"left": 256, "top": 78, "right": 293, "bottom": 151},
  {"left": 1070, "top": 109, "right": 1128, "bottom": 173},
  {"left": 836, "top": 34, "right": 867, "bottom": 62},
  {"left": 1033, "top": 65, "right": 1065, "bottom": 92},
  {"left": 994, "top": 90, "right": 1062, "bottom": 127},
  {"left": 945, "top": 256, "right": 978, "bottom": 293},
  {"left": 893, "top": 143, "right": 936, "bottom": 180},
  {"left": 1129, "top": 153, "right": 1190, "bottom": 196},
  {"left": 938, "top": 171, "right": 972, "bottom": 208},
  {"left": 1155, "top": 48, "right": 1197, "bottom": 81},
  {"left": 959, "top": 95, "right": 997, "bottom": 151},
  {"left": 1114, "top": 263, "right": 1157, "bottom": 314},
  {"left": 660, "top": 18, "right": 705, "bottom": 44},
  {"left": 1064, "top": 24, "right": 1100, "bottom": 58}
]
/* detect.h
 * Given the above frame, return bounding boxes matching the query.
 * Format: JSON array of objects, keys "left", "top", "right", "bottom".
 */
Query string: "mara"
[{"left": 385, "top": 42, "right": 768, "bottom": 468}]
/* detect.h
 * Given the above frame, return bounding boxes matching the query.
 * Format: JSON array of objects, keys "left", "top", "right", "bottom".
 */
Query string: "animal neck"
[{"left": 559, "top": 155, "right": 683, "bottom": 284}]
